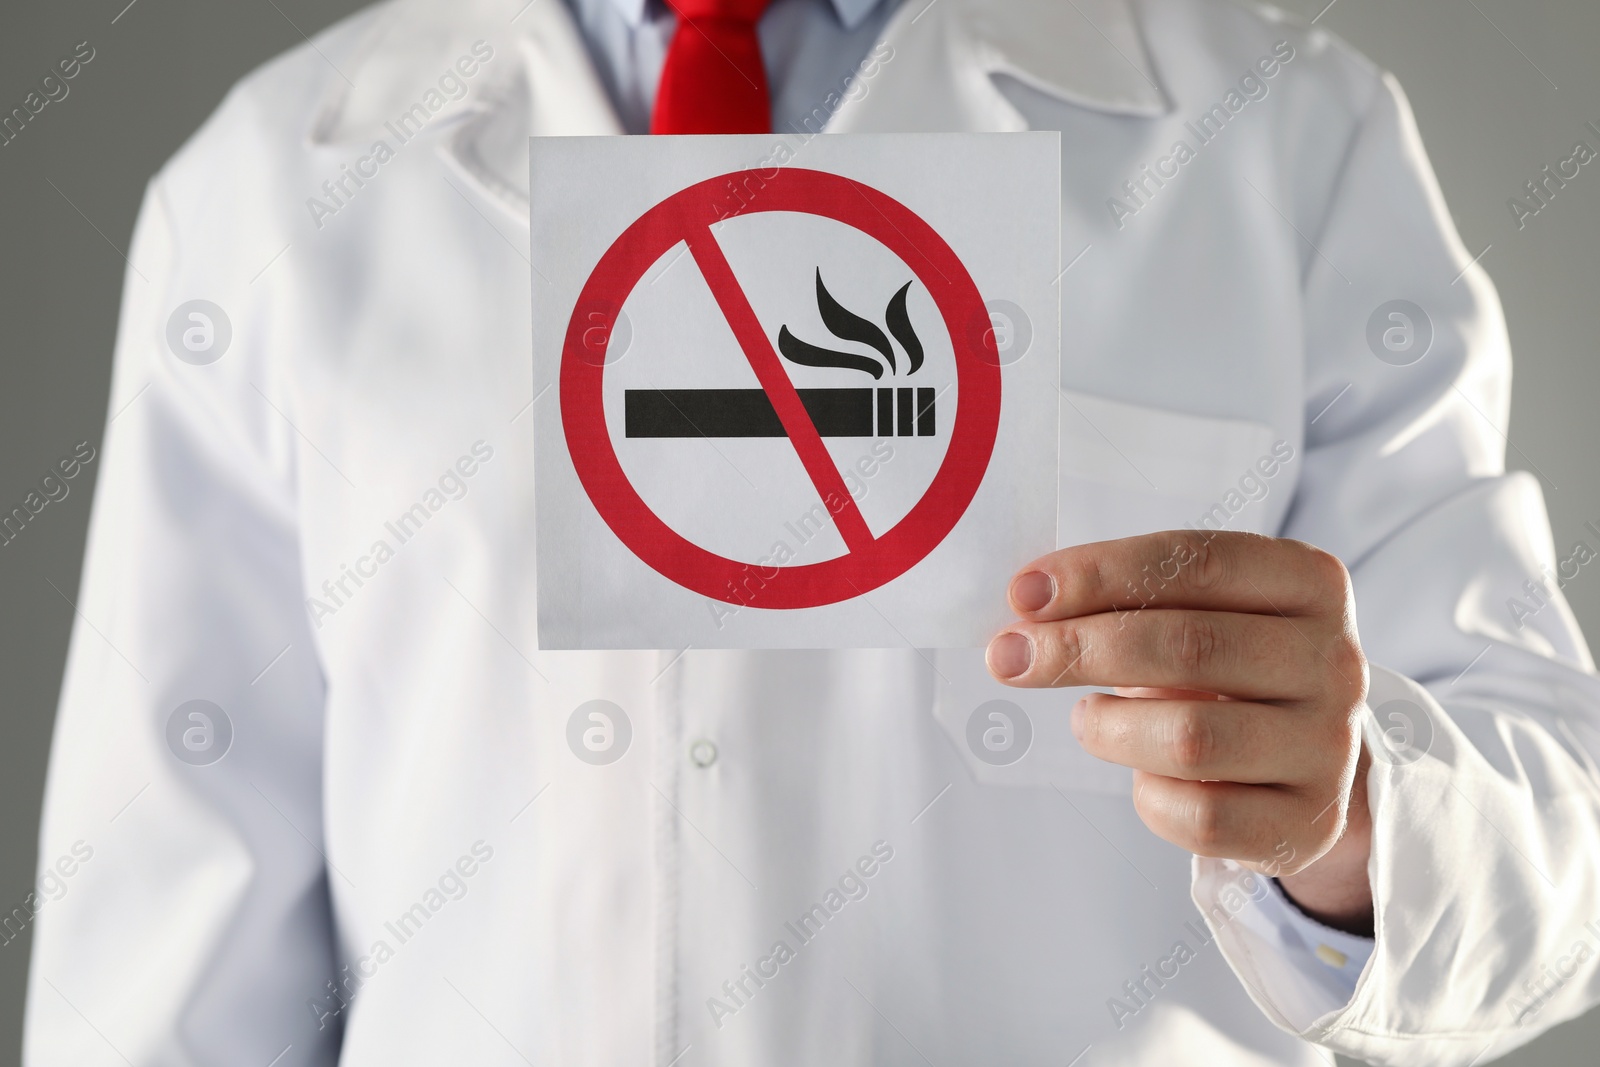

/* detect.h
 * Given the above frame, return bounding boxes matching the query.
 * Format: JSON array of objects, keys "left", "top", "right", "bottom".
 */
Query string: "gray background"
[{"left": 0, "top": 0, "right": 1595, "bottom": 1063}]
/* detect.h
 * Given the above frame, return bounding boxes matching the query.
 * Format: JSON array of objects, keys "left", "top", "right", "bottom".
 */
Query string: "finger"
[
  {"left": 987, "top": 608, "right": 1329, "bottom": 699},
  {"left": 1131, "top": 771, "right": 1333, "bottom": 865},
  {"left": 1072, "top": 692, "right": 1340, "bottom": 785},
  {"left": 1007, "top": 530, "right": 1349, "bottom": 622}
]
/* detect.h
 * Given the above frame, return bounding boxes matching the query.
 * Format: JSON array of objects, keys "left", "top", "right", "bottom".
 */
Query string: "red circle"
[{"left": 561, "top": 168, "right": 1001, "bottom": 609}]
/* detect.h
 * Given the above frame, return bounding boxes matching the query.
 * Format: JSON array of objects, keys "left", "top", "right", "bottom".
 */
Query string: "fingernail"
[
  {"left": 1070, "top": 697, "right": 1086, "bottom": 740},
  {"left": 1011, "top": 571, "right": 1055, "bottom": 613},
  {"left": 987, "top": 632, "right": 1033, "bottom": 679}
]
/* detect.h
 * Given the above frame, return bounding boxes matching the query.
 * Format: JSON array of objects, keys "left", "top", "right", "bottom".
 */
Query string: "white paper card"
[{"left": 531, "top": 133, "right": 1059, "bottom": 649}]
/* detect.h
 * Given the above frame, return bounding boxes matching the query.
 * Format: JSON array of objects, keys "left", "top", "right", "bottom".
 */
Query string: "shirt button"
[
  {"left": 689, "top": 739, "right": 718, "bottom": 768},
  {"left": 1314, "top": 943, "right": 1348, "bottom": 969}
]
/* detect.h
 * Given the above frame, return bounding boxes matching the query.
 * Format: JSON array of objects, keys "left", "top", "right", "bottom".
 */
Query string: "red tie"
[{"left": 651, "top": 0, "right": 773, "bottom": 134}]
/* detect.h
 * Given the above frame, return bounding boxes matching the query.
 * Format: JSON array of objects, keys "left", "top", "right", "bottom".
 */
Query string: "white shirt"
[{"left": 24, "top": 0, "right": 1600, "bottom": 1064}]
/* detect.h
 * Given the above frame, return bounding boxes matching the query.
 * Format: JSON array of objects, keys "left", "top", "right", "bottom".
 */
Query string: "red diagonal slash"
[{"left": 685, "top": 226, "right": 876, "bottom": 553}]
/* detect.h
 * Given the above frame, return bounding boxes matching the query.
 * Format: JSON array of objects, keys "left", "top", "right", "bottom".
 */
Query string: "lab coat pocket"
[
  {"left": 932, "top": 393, "right": 1287, "bottom": 794},
  {"left": 1056, "top": 389, "right": 1289, "bottom": 545}
]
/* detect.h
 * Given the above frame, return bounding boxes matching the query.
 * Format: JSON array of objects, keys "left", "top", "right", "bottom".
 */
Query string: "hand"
[{"left": 985, "top": 530, "right": 1375, "bottom": 934}]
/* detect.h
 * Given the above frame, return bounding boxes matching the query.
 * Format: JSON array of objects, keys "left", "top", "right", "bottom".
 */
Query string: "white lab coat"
[{"left": 23, "top": 0, "right": 1600, "bottom": 1064}]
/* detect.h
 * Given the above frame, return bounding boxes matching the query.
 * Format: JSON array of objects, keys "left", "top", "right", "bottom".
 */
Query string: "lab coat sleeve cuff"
[
  {"left": 1190, "top": 856, "right": 1372, "bottom": 1036},
  {"left": 1191, "top": 665, "right": 1449, "bottom": 1056},
  {"left": 1198, "top": 664, "right": 1600, "bottom": 1067}
]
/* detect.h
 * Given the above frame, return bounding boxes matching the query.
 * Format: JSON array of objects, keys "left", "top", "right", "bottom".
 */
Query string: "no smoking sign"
[{"left": 532, "top": 134, "right": 1060, "bottom": 649}]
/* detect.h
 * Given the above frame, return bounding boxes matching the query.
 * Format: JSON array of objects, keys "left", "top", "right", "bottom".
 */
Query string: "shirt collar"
[
  {"left": 312, "top": 0, "right": 1169, "bottom": 149},
  {"left": 829, "top": 0, "right": 883, "bottom": 31},
  {"left": 601, "top": 0, "right": 884, "bottom": 31},
  {"left": 604, "top": 0, "right": 648, "bottom": 27}
]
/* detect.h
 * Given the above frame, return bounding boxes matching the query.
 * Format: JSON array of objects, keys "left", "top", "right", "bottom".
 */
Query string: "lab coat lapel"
[
  {"left": 827, "top": 0, "right": 1170, "bottom": 134},
  {"left": 312, "top": 0, "right": 624, "bottom": 220},
  {"left": 449, "top": 0, "right": 625, "bottom": 218}
]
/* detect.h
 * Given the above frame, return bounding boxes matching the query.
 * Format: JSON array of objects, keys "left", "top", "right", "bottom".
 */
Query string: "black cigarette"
[{"left": 625, "top": 388, "right": 935, "bottom": 438}]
